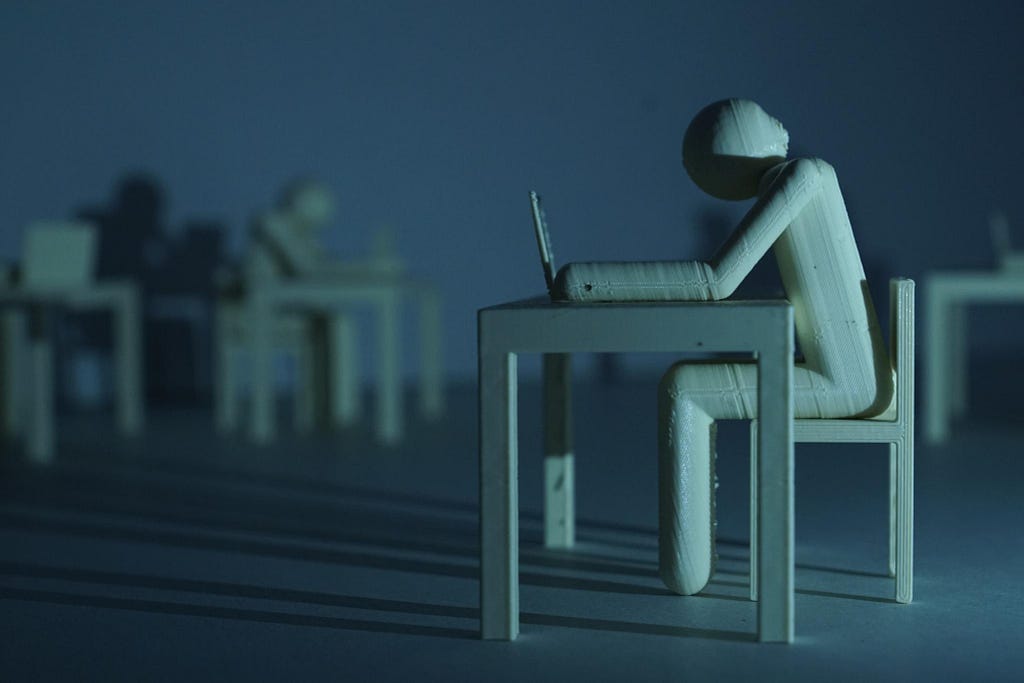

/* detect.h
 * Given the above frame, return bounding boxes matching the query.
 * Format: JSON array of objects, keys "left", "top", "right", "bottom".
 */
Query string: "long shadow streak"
[
  {"left": 0, "top": 561, "right": 477, "bottom": 618},
  {"left": 521, "top": 613, "right": 755, "bottom": 642},
  {"left": 0, "top": 586, "right": 477, "bottom": 640},
  {"left": 0, "top": 562, "right": 751, "bottom": 643},
  {"left": 795, "top": 588, "right": 893, "bottom": 604},
  {"left": 1, "top": 491, "right": 660, "bottom": 579},
  {"left": 0, "top": 514, "right": 670, "bottom": 597}
]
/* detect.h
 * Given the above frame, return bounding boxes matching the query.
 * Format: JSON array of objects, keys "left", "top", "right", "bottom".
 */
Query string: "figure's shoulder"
[
  {"left": 758, "top": 157, "right": 828, "bottom": 195},
  {"left": 787, "top": 156, "right": 833, "bottom": 174}
]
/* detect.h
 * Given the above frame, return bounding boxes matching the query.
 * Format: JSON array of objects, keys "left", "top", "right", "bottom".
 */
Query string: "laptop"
[
  {"left": 530, "top": 190, "right": 556, "bottom": 295},
  {"left": 22, "top": 221, "right": 98, "bottom": 290}
]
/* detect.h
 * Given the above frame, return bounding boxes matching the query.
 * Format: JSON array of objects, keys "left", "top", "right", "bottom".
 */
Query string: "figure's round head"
[
  {"left": 280, "top": 179, "right": 335, "bottom": 229},
  {"left": 682, "top": 99, "right": 789, "bottom": 200}
]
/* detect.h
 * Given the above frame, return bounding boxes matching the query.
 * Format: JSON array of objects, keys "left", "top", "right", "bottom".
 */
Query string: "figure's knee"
[
  {"left": 659, "top": 362, "right": 709, "bottom": 423},
  {"left": 659, "top": 360, "right": 693, "bottom": 400},
  {"left": 658, "top": 362, "right": 710, "bottom": 440}
]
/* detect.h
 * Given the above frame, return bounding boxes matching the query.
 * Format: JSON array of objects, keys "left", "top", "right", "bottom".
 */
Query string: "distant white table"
[
  {"left": 925, "top": 270, "right": 1024, "bottom": 443},
  {"left": 247, "top": 275, "right": 443, "bottom": 445},
  {"left": 0, "top": 281, "right": 144, "bottom": 462},
  {"left": 478, "top": 296, "right": 795, "bottom": 643}
]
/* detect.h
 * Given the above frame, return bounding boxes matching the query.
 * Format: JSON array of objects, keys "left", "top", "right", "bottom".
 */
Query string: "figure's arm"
[
  {"left": 257, "top": 212, "right": 322, "bottom": 277},
  {"left": 707, "top": 158, "right": 822, "bottom": 297},
  {"left": 552, "top": 158, "right": 823, "bottom": 302}
]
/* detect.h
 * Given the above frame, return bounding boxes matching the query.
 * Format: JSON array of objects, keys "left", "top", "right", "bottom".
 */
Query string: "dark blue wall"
[{"left": 2, "top": 1, "right": 1022, "bottom": 379}]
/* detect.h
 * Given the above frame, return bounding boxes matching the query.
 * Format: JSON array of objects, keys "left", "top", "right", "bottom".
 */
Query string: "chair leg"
[
  {"left": 28, "top": 308, "right": 54, "bottom": 464},
  {"left": 894, "top": 437, "right": 914, "bottom": 604},
  {"left": 418, "top": 287, "right": 444, "bottom": 419},
  {"left": 888, "top": 445, "right": 897, "bottom": 578},
  {"left": 331, "top": 313, "right": 361, "bottom": 428},
  {"left": 749, "top": 420, "right": 759, "bottom": 602},
  {"left": 2, "top": 310, "right": 26, "bottom": 437},
  {"left": 214, "top": 305, "right": 238, "bottom": 434},
  {"left": 294, "top": 329, "right": 316, "bottom": 435}
]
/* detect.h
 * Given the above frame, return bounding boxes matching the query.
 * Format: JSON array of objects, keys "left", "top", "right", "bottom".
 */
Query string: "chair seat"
[{"left": 793, "top": 418, "right": 904, "bottom": 442}]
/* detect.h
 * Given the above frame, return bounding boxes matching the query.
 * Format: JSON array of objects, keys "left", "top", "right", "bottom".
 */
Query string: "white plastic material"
[
  {"left": 924, "top": 269, "right": 1024, "bottom": 443},
  {"left": 478, "top": 297, "right": 795, "bottom": 643},
  {"left": 750, "top": 278, "right": 914, "bottom": 604},
  {"left": 0, "top": 221, "right": 143, "bottom": 463},
  {"left": 214, "top": 180, "right": 444, "bottom": 445},
  {"left": 990, "top": 210, "right": 1024, "bottom": 273},
  {"left": 924, "top": 213, "right": 1024, "bottom": 443},
  {"left": 553, "top": 100, "right": 892, "bottom": 598},
  {"left": 21, "top": 221, "right": 97, "bottom": 290}
]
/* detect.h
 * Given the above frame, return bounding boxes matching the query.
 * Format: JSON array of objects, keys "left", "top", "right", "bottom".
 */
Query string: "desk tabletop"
[
  {"left": 479, "top": 295, "right": 793, "bottom": 355},
  {"left": 927, "top": 270, "right": 1024, "bottom": 297},
  {"left": 0, "top": 280, "right": 136, "bottom": 307},
  {"left": 481, "top": 294, "right": 793, "bottom": 312}
]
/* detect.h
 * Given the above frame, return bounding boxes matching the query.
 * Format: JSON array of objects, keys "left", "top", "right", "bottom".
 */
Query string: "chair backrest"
[
  {"left": 889, "top": 278, "right": 915, "bottom": 425},
  {"left": 21, "top": 221, "right": 97, "bottom": 290}
]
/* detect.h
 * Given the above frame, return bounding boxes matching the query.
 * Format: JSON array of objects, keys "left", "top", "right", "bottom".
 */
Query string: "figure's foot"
[{"left": 659, "top": 550, "right": 714, "bottom": 595}]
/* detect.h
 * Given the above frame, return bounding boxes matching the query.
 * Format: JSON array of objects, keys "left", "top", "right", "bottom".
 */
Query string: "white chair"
[
  {"left": 1, "top": 221, "right": 144, "bottom": 462},
  {"left": 213, "top": 269, "right": 360, "bottom": 436},
  {"left": 750, "top": 277, "right": 914, "bottom": 604}
]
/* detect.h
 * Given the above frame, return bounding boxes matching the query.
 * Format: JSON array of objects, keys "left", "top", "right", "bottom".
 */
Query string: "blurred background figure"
[{"left": 215, "top": 177, "right": 442, "bottom": 443}]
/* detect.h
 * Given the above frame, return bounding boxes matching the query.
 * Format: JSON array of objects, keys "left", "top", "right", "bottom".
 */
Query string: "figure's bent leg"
[
  {"left": 659, "top": 381, "right": 716, "bottom": 595},
  {"left": 659, "top": 361, "right": 758, "bottom": 596}
]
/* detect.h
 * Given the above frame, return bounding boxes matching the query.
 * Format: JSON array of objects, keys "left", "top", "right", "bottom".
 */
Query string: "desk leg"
[
  {"left": 419, "top": 287, "right": 444, "bottom": 419},
  {"left": 330, "top": 313, "right": 361, "bottom": 428},
  {"left": 115, "top": 287, "right": 143, "bottom": 436},
  {"left": 1, "top": 310, "right": 26, "bottom": 437},
  {"left": 925, "top": 283, "right": 949, "bottom": 444},
  {"left": 213, "top": 303, "right": 239, "bottom": 433},
  {"left": 295, "top": 317, "right": 322, "bottom": 434},
  {"left": 480, "top": 349, "right": 518, "bottom": 640},
  {"left": 950, "top": 302, "right": 968, "bottom": 418},
  {"left": 756, "top": 329, "right": 793, "bottom": 643},
  {"left": 377, "top": 290, "right": 402, "bottom": 444},
  {"left": 543, "top": 353, "right": 574, "bottom": 549},
  {"left": 28, "top": 307, "right": 54, "bottom": 464},
  {"left": 249, "top": 292, "right": 275, "bottom": 444}
]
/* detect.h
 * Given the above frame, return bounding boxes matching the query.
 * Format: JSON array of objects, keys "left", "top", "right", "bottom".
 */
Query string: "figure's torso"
[{"left": 768, "top": 158, "right": 891, "bottom": 415}]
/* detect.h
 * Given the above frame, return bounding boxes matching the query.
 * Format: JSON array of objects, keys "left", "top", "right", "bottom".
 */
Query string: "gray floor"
[{"left": 0, "top": 377, "right": 1021, "bottom": 681}]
